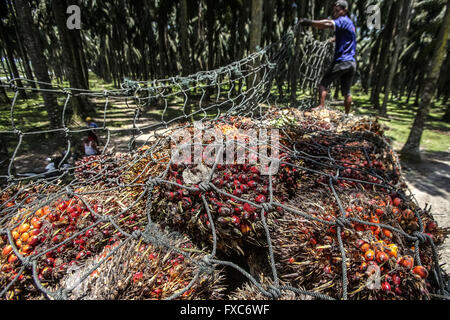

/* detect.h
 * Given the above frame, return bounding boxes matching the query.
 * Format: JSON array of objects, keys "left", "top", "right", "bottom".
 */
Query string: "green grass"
[
  {"left": 1, "top": 73, "right": 449, "bottom": 155},
  {"left": 332, "top": 86, "right": 450, "bottom": 153}
]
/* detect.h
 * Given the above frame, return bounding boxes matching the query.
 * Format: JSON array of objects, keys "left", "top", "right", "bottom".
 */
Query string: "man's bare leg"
[
  {"left": 317, "top": 85, "right": 327, "bottom": 108},
  {"left": 344, "top": 94, "right": 352, "bottom": 115}
]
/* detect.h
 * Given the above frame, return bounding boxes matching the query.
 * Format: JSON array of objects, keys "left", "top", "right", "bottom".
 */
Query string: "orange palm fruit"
[
  {"left": 2, "top": 245, "right": 13, "bottom": 257},
  {"left": 383, "top": 229, "right": 393, "bottom": 239},
  {"left": 20, "top": 232, "right": 30, "bottom": 243},
  {"left": 376, "top": 251, "right": 389, "bottom": 263},
  {"left": 365, "top": 250, "right": 375, "bottom": 261},
  {"left": 360, "top": 243, "right": 371, "bottom": 252},
  {"left": 398, "top": 255, "right": 414, "bottom": 269},
  {"left": 412, "top": 266, "right": 428, "bottom": 279},
  {"left": 18, "top": 223, "right": 30, "bottom": 234},
  {"left": 12, "top": 230, "right": 20, "bottom": 240},
  {"left": 386, "top": 244, "right": 398, "bottom": 258}
]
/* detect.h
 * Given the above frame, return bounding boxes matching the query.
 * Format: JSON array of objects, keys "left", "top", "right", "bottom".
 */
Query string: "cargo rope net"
[{"left": 0, "top": 25, "right": 449, "bottom": 301}]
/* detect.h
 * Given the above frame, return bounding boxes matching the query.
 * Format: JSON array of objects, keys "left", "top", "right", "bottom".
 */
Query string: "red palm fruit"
[
  {"left": 381, "top": 282, "right": 391, "bottom": 292},
  {"left": 152, "top": 288, "right": 162, "bottom": 296},
  {"left": 45, "top": 258, "right": 55, "bottom": 266},
  {"left": 426, "top": 221, "right": 438, "bottom": 232},
  {"left": 181, "top": 197, "right": 192, "bottom": 208},
  {"left": 133, "top": 271, "right": 143, "bottom": 283},
  {"left": 393, "top": 198, "right": 402, "bottom": 207},
  {"left": 233, "top": 188, "right": 242, "bottom": 197},
  {"left": 243, "top": 203, "right": 256, "bottom": 213},
  {"left": 20, "top": 232, "right": 30, "bottom": 243},
  {"left": 255, "top": 194, "right": 266, "bottom": 204},
  {"left": 248, "top": 181, "right": 257, "bottom": 188},
  {"left": 52, "top": 234, "right": 63, "bottom": 244},
  {"left": 76, "top": 251, "right": 86, "bottom": 260},
  {"left": 250, "top": 166, "right": 259, "bottom": 174},
  {"left": 231, "top": 216, "right": 240, "bottom": 226},
  {"left": 402, "top": 209, "right": 415, "bottom": 220},
  {"left": 392, "top": 274, "right": 401, "bottom": 286},
  {"left": 375, "top": 208, "right": 384, "bottom": 217},
  {"left": 18, "top": 223, "right": 30, "bottom": 234},
  {"left": 356, "top": 239, "right": 366, "bottom": 248},
  {"left": 238, "top": 174, "right": 248, "bottom": 184},
  {"left": 12, "top": 230, "right": 20, "bottom": 240},
  {"left": 412, "top": 266, "right": 428, "bottom": 279},
  {"left": 240, "top": 184, "right": 249, "bottom": 193}
]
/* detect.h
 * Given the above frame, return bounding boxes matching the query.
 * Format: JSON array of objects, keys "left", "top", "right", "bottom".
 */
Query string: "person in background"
[
  {"left": 82, "top": 136, "right": 99, "bottom": 156},
  {"left": 85, "top": 116, "right": 98, "bottom": 129},
  {"left": 85, "top": 116, "right": 100, "bottom": 145},
  {"left": 299, "top": 0, "right": 357, "bottom": 116}
]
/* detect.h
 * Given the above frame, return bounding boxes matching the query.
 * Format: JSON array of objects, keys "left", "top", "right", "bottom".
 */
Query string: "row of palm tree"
[{"left": 0, "top": 0, "right": 449, "bottom": 159}]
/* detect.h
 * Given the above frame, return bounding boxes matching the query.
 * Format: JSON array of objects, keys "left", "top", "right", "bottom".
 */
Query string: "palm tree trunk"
[
  {"left": 248, "top": 0, "right": 263, "bottom": 90},
  {"left": 8, "top": 0, "right": 36, "bottom": 89},
  {"left": 0, "top": 19, "right": 27, "bottom": 99},
  {"left": 401, "top": 0, "right": 450, "bottom": 160},
  {"left": 14, "top": 0, "right": 60, "bottom": 128},
  {"left": 381, "top": 0, "right": 413, "bottom": 115},
  {"left": 179, "top": 0, "right": 190, "bottom": 76},
  {"left": 52, "top": 0, "right": 93, "bottom": 118},
  {"left": 443, "top": 103, "right": 450, "bottom": 123},
  {"left": 371, "top": 1, "right": 400, "bottom": 109}
]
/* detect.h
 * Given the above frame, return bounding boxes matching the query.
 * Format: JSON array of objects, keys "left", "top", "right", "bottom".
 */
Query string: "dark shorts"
[{"left": 320, "top": 60, "right": 356, "bottom": 96}]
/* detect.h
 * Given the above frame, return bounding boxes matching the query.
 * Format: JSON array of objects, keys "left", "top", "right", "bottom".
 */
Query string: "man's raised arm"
[{"left": 299, "top": 18, "right": 335, "bottom": 30}]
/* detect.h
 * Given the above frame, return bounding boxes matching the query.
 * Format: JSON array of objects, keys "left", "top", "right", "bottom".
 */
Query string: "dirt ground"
[{"left": 400, "top": 151, "right": 450, "bottom": 273}]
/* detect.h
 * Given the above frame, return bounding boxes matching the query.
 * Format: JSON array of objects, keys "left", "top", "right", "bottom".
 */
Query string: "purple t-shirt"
[{"left": 333, "top": 15, "right": 356, "bottom": 62}]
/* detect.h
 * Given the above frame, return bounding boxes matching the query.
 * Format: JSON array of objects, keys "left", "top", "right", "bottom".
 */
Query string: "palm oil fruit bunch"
[
  {"left": 58, "top": 232, "right": 226, "bottom": 300},
  {"left": 0, "top": 194, "right": 126, "bottom": 299},
  {"left": 122, "top": 148, "right": 169, "bottom": 199},
  {"left": 270, "top": 210, "right": 350, "bottom": 299},
  {"left": 264, "top": 186, "right": 445, "bottom": 300},
  {"left": 74, "top": 154, "right": 130, "bottom": 186},
  {"left": 348, "top": 118, "right": 385, "bottom": 137},
  {"left": 150, "top": 155, "right": 300, "bottom": 255},
  {"left": 352, "top": 239, "right": 430, "bottom": 300}
]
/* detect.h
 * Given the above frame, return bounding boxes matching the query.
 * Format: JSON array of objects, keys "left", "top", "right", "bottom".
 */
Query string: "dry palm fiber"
[
  {"left": 57, "top": 227, "right": 226, "bottom": 300},
  {"left": 227, "top": 274, "right": 313, "bottom": 300}
]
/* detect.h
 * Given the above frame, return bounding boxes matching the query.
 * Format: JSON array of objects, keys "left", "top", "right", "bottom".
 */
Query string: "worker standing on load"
[{"left": 299, "top": 0, "right": 357, "bottom": 116}]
